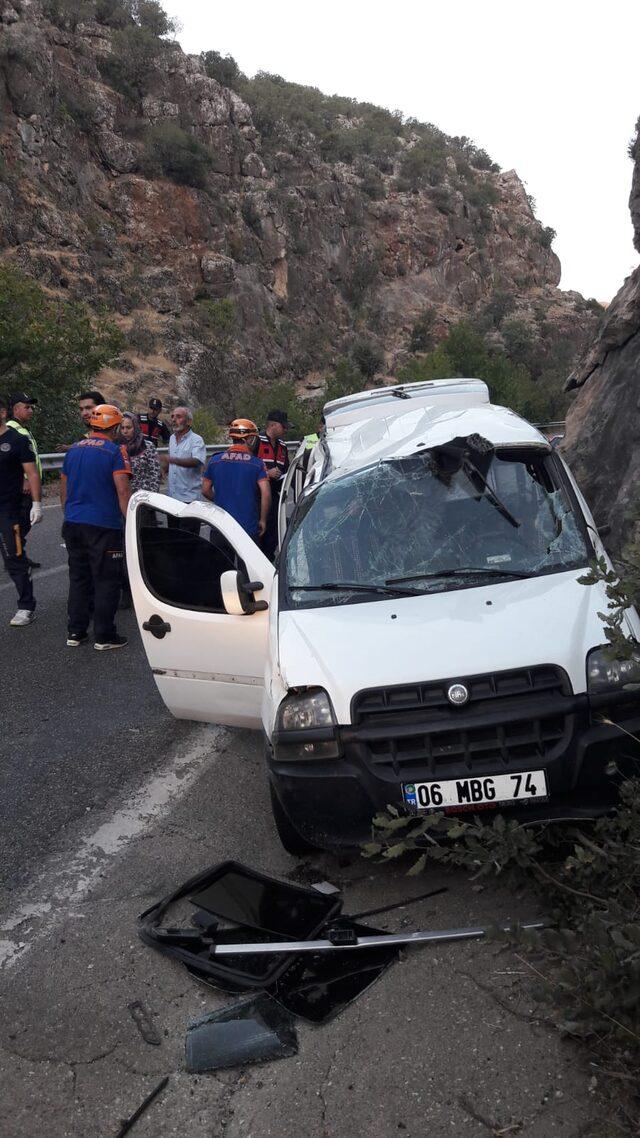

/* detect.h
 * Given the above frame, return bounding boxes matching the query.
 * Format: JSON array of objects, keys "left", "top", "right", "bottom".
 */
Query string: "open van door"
[{"left": 126, "top": 492, "right": 274, "bottom": 728}]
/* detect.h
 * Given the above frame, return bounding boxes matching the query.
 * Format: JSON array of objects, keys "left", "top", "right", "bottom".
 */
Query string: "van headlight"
[
  {"left": 274, "top": 689, "right": 340, "bottom": 761},
  {"left": 277, "top": 688, "right": 335, "bottom": 731},
  {"left": 587, "top": 646, "right": 640, "bottom": 694}
]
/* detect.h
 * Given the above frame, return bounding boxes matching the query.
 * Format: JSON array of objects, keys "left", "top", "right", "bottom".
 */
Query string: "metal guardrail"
[
  {"left": 40, "top": 441, "right": 303, "bottom": 473},
  {"left": 41, "top": 424, "right": 565, "bottom": 472}
]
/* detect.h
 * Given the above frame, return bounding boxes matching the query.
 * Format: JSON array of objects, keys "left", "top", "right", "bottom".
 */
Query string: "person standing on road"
[
  {"left": 202, "top": 419, "right": 270, "bottom": 539},
  {"left": 55, "top": 390, "right": 106, "bottom": 454},
  {"left": 162, "top": 406, "right": 207, "bottom": 504},
  {"left": 60, "top": 404, "right": 132, "bottom": 650},
  {"left": 139, "top": 398, "right": 171, "bottom": 447},
  {"left": 0, "top": 396, "right": 42, "bottom": 626},
  {"left": 118, "top": 412, "right": 162, "bottom": 493},
  {"left": 6, "top": 392, "right": 43, "bottom": 569},
  {"left": 257, "top": 409, "right": 290, "bottom": 560}
]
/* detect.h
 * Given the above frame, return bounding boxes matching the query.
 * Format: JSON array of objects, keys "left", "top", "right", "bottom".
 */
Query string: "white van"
[{"left": 126, "top": 379, "right": 640, "bottom": 853}]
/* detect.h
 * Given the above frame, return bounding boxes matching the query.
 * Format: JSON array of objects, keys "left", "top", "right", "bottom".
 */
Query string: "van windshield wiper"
[
  {"left": 290, "top": 581, "right": 418, "bottom": 596},
  {"left": 462, "top": 459, "right": 521, "bottom": 529},
  {"left": 386, "top": 568, "right": 535, "bottom": 584}
]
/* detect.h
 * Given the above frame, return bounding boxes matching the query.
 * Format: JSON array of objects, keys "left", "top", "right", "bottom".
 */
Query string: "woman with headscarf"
[
  {"left": 117, "top": 412, "right": 162, "bottom": 608},
  {"left": 118, "top": 411, "right": 162, "bottom": 493}
]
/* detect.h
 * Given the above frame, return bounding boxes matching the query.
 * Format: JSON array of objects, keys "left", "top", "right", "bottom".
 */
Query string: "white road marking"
[
  {"left": 0, "top": 724, "right": 225, "bottom": 970},
  {"left": 0, "top": 563, "right": 67, "bottom": 592}
]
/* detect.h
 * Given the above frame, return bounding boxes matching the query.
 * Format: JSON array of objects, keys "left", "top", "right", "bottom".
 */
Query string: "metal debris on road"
[
  {"left": 114, "top": 1076, "right": 169, "bottom": 1137},
  {"left": 127, "top": 999, "right": 162, "bottom": 1046}
]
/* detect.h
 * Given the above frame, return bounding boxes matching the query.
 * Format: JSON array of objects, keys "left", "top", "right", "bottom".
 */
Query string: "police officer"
[
  {"left": 139, "top": 398, "right": 171, "bottom": 447},
  {"left": 0, "top": 395, "right": 42, "bottom": 626},
  {"left": 60, "top": 404, "right": 132, "bottom": 650},
  {"left": 202, "top": 419, "right": 270, "bottom": 538},
  {"left": 7, "top": 391, "right": 43, "bottom": 568},
  {"left": 257, "top": 409, "right": 290, "bottom": 560}
]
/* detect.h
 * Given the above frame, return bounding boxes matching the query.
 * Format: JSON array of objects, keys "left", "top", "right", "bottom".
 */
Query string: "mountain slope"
[{"left": 0, "top": 0, "right": 597, "bottom": 415}]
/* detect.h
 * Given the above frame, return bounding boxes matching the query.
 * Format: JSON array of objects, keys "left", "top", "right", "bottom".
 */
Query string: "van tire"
[{"left": 269, "top": 784, "right": 317, "bottom": 855}]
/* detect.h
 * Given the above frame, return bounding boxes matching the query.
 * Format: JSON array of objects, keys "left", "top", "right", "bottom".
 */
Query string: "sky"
[{"left": 164, "top": 0, "right": 639, "bottom": 302}]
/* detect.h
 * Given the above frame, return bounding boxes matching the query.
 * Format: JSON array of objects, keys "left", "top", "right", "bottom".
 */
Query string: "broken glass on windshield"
[{"left": 283, "top": 449, "right": 590, "bottom": 608}]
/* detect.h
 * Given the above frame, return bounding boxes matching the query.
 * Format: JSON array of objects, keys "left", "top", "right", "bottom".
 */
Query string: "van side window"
[{"left": 137, "top": 505, "right": 247, "bottom": 613}]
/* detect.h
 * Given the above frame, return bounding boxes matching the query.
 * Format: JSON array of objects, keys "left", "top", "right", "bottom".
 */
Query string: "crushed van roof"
[{"left": 323, "top": 400, "right": 550, "bottom": 479}]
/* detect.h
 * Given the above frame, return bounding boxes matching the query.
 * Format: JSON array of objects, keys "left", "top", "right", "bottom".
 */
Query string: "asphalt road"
[
  {"left": 0, "top": 503, "right": 195, "bottom": 896},
  {"left": 0, "top": 507, "right": 606, "bottom": 1136}
]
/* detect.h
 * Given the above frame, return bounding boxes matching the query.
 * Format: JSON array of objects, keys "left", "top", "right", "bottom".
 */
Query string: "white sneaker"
[{"left": 9, "top": 609, "right": 36, "bottom": 627}]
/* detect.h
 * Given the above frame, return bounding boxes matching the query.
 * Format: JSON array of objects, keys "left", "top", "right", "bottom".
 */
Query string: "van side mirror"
[{"left": 220, "top": 570, "right": 268, "bottom": 616}]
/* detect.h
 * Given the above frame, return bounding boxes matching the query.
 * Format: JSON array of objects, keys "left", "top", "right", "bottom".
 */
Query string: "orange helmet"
[
  {"left": 229, "top": 417, "right": 258, "bottom": 442},
  {"left": 89, "top": 404, "right": 123, "bottom": 430}
]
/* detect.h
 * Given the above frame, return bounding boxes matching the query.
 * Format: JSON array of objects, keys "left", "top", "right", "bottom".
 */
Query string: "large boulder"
[{"left": 563, "top": 118, "right": 640, "bottom": 550}]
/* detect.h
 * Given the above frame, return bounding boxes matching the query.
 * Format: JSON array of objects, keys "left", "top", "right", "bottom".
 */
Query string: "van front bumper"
[{"left": 267, "top": 703, "right": 640, "bottom": 850}]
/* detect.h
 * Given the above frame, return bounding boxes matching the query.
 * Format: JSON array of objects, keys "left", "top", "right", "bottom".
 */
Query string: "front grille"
[{"left": 351, "top": 666, "right": 572, "bottom": 776}]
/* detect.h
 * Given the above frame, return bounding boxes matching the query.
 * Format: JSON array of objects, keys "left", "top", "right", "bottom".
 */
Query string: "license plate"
[{"left": 403, "top": 769, "right": 548, "bottom": 811}]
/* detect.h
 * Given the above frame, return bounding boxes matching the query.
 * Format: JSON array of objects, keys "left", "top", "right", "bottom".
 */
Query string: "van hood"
[{"left": 277, "top": 570, "right": 611, "bottom": 724}]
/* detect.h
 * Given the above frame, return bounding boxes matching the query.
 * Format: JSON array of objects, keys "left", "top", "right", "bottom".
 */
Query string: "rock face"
[
  {"left": 0, "top": 1, "right": 597, "bottom": 413},
  {"left": 563, "top": 119, "right": 640, "bottom": 551}
]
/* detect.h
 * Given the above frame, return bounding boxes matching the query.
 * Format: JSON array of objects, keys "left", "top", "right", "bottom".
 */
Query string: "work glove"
[{"left": 30, "top": 501, "right": 43, "bottom": 525}]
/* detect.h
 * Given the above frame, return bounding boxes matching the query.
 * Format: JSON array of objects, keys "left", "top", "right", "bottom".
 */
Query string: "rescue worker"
[
  {"left": 0, "top": 395, "right": 42, "bottom": 626},
  {"left": 60, "top": 404, "right": 132, "bottom": 650},
  {"left": 202, "top": 419, "right": 271, "bottom": 539},
  {"left": 7, "top": 391, "right": 43, "bottom": 568},
  {"left": 139, "top": 398, "right": 171, "bottom": 447},
  {"left": 257, "top": 409, "right": 290, "bottom": 560}
]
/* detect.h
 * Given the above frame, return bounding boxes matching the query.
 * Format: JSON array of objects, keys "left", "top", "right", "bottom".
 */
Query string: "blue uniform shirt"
[
  {"left": 63, "top": 436, "right": 131, "bottom": 529},
  {"left": 204, "top": 446, "right": 268, "bottom": 536}
]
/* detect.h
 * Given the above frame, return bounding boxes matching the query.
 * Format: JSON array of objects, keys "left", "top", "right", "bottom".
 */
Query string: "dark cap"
[
  {"left": 149, "top": 397, "right": 162, "bottom": 411},
  {"left": 9, "top": 392, "right": 38, "bottom": 407},
  {"left": 266, "top": 408, "right": 289, "bottom": 426}
]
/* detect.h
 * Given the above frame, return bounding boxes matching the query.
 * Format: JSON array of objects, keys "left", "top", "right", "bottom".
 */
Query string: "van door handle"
[{"left": 143, "top": 614, "right": 172, "bottom": 639}]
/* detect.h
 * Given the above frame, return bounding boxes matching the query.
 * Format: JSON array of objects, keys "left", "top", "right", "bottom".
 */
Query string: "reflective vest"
[{"left": 7, "top": 420, "right": 42, "bottom": 478}]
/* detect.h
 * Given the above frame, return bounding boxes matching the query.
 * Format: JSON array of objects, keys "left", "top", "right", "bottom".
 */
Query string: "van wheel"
[{"left": 269, "top": 784, "right": 317, "bottom": 855}]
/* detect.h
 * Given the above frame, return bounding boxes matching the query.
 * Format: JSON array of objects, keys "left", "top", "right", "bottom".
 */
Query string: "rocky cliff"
[
  {"left": 0, "top": 0, "right": 597, "bottom": 416},
  {"left": 563, "top": 118, "right": 640, "bottom": 550}
]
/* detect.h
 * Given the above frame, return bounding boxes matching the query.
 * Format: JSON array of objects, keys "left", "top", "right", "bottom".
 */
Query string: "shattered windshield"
[{"left": 283, "top": 449, "right": 589, "bottom": 608}]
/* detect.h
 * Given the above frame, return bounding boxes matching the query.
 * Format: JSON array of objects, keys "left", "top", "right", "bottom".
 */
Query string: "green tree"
[
  {"left": 0, "top": 265, "right": 123, "bottom": 450},
  {"left": 201, "top": 50, "right": 242, "bottom": 90},
  {"left": 398, "top": 321, "right": 564, "bottom": 423}
]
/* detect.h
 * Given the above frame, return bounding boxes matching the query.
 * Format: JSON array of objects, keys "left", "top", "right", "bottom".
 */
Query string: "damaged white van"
[{"left": 126, "top": 379, "right": 640, "bottom": 853}]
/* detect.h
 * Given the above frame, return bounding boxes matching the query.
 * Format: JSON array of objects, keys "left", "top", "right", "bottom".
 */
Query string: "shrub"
[
  {"left": 126, "top": 318, "right": 157, "bottom": 354},
  {"left": 342, "top": 246, "right": 382, "bottom": 306},
  {"left": 398, "top": 136, "right": 447, "bottom": 190},
  {"left": 408, "top": 308, "right": 436, "bottom": 353},
  {"left": 467, "top": 181, "right": 500, "bottom": 208},
  {"left": 429, "top": 185, "right": 455, "bottom": 215},
  {"left": 359, "top": 166, "right": 386, "bottom": 199},
  {"left": 538, "top": 225, "right": 556, "bottom": 249},
  {"left": 364, "top": 774, "right": 640, "bottom": 1124},
  {"left": 481, "top": 289, "right": 517, "bottom": 329},
  {"left": 194, "top": 297, "right": 236, "bottom": 346},
  {"left": 351, "top": 339, "right": 384, "bottom": 380},
  {"left": 141, "top": 123, "right": 213, "bottom": 189},
  {"left": 0, "top": 264, "right": 123, "bottom": 450},
  {"left": 58, "top": 91, "right": 95, "bottom": 133},
  {"left": 191, "top": 406, "right": 222, "bottom": 443}
]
